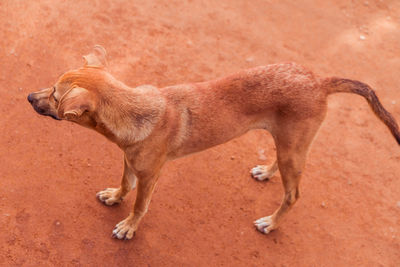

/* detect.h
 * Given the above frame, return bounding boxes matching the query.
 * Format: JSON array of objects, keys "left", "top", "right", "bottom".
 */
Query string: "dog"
[{"left": 27, "top": 45, "right": 400, "bottom": 240}]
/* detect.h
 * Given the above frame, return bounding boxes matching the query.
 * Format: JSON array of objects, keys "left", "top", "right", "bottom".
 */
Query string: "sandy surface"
[{"left": 1, "top": 0, "right": 399, "bottom": 266}]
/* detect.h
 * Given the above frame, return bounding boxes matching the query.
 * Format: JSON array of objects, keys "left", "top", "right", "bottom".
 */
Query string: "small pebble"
[
  {"left": 321, "top": 201, "right": 326, "bottom": 208},
  {"left": 230, "top": 156, "right": 235, "bottom": 160},
  {"left": 246, "top": 56, "right": 254, "bottom": 63},
  {"left": 55, "top": 221, "right": 61, "bottom": 226},
  {"left": 391, "top": 100, "right": 396, "bottom": 105},
  {"left": 360, "top": 35, "right": 366, "bottom": 40}
]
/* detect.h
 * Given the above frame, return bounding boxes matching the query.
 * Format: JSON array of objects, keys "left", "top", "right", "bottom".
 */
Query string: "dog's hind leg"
[
  {"left": 250, "top": 160, "right": 278, "bottom": 181},
  {"left": 96, "top": 156, "right": 137, "bottom": 206},
  {"left": 254, "top": 116, "right": 323, "bottom": 234}
]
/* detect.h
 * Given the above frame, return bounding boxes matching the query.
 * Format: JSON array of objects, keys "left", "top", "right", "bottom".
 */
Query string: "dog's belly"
[{"left": 168, "top": 111, "right": 272, "bottom": 159}]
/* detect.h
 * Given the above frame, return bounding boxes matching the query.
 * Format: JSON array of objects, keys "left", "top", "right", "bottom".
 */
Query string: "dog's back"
[{"left": 160, "top": 63, "right": 328, "bottom": 157}]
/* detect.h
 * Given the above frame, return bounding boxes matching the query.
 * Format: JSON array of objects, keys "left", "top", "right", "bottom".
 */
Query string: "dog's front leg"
[
  {"left": 112, "top": 170, "right": 160, "bottom": 240},
  {"left": 96, "top": 156, "right": 137, "bottom": 205}
]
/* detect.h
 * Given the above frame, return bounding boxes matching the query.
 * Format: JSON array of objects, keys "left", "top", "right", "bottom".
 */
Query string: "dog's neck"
[{"left": 95, "top": 84, "right": 166, "bottom": 146}]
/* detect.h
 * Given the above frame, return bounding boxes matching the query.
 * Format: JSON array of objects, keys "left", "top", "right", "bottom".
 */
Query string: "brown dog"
[{"left": 27, "top": 46, "right": 400, "bottom": 240}]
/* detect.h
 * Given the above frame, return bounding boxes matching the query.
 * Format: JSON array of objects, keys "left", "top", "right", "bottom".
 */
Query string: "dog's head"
[
  {"left": 28, "top": 45, "right": 163, "bottom": 144},
  {"left": 27, "top": 45, "right": 108, "bottom": 126}
]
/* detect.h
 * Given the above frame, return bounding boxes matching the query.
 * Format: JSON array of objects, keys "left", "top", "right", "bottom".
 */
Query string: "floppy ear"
[
  {"left": 57, "top": 87, "right": 94, "bottom": 120},
  {"left": 83, "top": 45, "right": 108, "bottom": 67}
]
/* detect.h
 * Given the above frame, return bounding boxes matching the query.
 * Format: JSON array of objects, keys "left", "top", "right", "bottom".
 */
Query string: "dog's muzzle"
[{"left": 27, "top": 93, "right": 61, "bottom": 121}]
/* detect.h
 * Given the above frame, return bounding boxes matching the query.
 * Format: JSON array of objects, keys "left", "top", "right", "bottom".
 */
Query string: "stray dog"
[{"left": 27, "top": 46, "right": 400, "bottom": 240}]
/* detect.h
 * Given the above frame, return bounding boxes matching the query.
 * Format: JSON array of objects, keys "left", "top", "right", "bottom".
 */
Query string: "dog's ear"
[
  {"left": 83, "top": 45, "right": 108, "bottom": 68},
  {"left": 57, "top": 87, "right": 94, "bottom": 120}
]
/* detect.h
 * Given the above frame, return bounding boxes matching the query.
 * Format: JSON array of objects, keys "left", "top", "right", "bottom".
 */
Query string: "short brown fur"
[{"left": 27, "top": 46, "right": 399, "bottom": 239}]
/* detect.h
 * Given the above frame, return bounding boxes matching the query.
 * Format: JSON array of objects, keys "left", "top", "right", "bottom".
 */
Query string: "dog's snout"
[{"left": 27, "top": 93, "right": 34, "bottom": 104}]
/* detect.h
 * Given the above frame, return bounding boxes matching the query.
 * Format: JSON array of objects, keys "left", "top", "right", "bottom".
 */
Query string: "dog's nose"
[{"left": 27, "top": 93, "right": 34, "bottom": 104}]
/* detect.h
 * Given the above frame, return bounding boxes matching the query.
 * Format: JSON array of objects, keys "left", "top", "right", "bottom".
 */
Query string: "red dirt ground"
[{"left": 1, "top": 0, "right": 399, "bottom": 266}]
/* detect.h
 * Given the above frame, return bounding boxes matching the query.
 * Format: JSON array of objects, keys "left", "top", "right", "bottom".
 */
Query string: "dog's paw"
[
  {"left": 254, "top": 216, "right": 277, "bottom": 234},
  {"left": 96, "top": 188, "right": 123, "bottom": 206},
  {"left": 250, "top": 165, "right": 274, "bottom": 181},
  {"left": 112, "top": 217, "right": 136, "bottom": 240}
]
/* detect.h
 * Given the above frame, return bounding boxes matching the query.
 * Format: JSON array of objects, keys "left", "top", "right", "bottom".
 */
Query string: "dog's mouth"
[
  {"left": 32, "top": 105, "right": 61, "bottom": 121},
  {"left": 47, "top": 113, "right": 62, "bottom": 121},
  {"left": 28, "top": 92, "right": 61, "bottom": 121}
]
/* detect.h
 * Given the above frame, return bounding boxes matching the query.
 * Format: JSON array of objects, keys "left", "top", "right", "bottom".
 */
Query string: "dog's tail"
[{"left": 323, "top": 77, "right": 400, "bottom": 145}]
